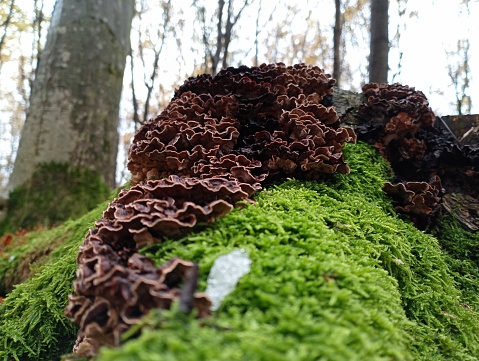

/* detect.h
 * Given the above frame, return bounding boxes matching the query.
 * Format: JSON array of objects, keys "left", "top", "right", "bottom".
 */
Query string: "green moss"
[
  {"left": 96, "top": 143, "right": 479, "bottom": 361},
  {"left": 0, "top": 225, "right": 74, "bottom": 296},
  {"left": 0, "top": 162, "right": 110, "bottom": 233},
  {"left": 0, "top": 202, "right": 106, "bottom": 361},
  {"left": 433, "top": 214, "right": 479, "bottom": 310},
  {"left": 1, "top": 142, "right": 478, "bottom": 361}
]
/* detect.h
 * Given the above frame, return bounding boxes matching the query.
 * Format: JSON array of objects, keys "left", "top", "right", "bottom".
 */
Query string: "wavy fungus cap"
[
  {"left": 383, "top": 176, "right": 443, "bottom": 228},
  {"left": 66, "top": 63, "right": 357, "bottom": 356},
  {"left": 128, "top": 63, "right": 356, "bottom": 185}
]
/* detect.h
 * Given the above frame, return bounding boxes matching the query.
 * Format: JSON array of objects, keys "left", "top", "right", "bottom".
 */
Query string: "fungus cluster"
[
  {"left": 356, "top": 83, "right": 434, "bottom": 165},
  {"left": 129, "top": 63, "right": 356, "bottom": 186},
  {"left": 356, "top": 83, "right": 479, "bottom": 229},
  {"left": 66, "top": 63, "right": 356, "bottom": 356},
  {"left": 383, "top": 176, "right": 442, "bottom": 228}
]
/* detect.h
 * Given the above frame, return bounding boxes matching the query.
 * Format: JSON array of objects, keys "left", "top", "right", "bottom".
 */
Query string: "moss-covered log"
[{"left": 1, "top": 142, "right": 478, "bottom": 360}]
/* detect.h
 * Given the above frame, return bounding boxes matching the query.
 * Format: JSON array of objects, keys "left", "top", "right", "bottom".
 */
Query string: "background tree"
[
  {"left": 369, "top": 0, "right": 389, "bottom": 83},
  {"left": 193, "top": 0, "right": 251, "bottom": 75},
  {"left": 0, "top": 1, "right": 48, "bottom": 194},
  {"left": 333, "top": 0, "right": 343, "bottom": 85},
  {"left": 130, "top": 0, "right": 175, "bottom": 128},
  {"left": 262, "top": 2, "right": 330, "bottom": 67},
  {"left": 447, "top": 39, "right": 472, "bottom": 115},
  {"left": 7, "top": 0, "right": 135, "bottom": 193},
  {"left": 0, "top": 0, "right": 135, "bottom": 231}
]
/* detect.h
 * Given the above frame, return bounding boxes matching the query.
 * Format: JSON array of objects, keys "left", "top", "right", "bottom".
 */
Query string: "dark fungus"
[{"left": 66, "top": 63, "right": 356, "bottom": 356}]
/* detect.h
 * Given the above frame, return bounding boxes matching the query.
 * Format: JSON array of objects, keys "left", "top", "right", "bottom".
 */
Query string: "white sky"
[{"left": 389, "top": 0, "right": 478, "bottom": 115}]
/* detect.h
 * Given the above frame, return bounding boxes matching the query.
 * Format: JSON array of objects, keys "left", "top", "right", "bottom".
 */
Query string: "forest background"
[{"left": 0, "top": 0, "right": 477, "bottom": 199}]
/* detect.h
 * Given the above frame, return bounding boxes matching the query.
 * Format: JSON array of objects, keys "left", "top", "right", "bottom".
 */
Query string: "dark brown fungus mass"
[
  {"left": 383, "top": 176, "right": 443, "bottom": 229},
  {"left": 356, "top": 82, "right": 479, "bottom": 229},
  {"left": 128, "top": 63, "right": 355, "bottom": 185},
  {"left": 66, "top": 63, "right": 356, "bottom": 356}
]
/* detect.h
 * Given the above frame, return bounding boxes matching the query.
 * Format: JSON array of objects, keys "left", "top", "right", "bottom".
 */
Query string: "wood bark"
[
  {"left": 7, "top": 0, "right": 135, "bottom": 191},
  {"left": 333, "top": 0, "right": 342, "bottom": 85},
  {"left": 369, "top": 0, "right": 389, "bottom": 83}
]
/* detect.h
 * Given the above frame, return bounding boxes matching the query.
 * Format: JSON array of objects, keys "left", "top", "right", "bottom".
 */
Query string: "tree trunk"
[
  {"left": 369, "top": 0, "right": 389, "bottom": 83},
  {"left": 7, "top": 0, "right": 135, "bottom": 191},
  {"left": 332, "top": 0, "right": 342, "bottom": 86}
]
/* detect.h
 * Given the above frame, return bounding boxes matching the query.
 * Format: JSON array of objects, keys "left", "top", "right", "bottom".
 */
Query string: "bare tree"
[
  {"left": 263, "top": 3, "right": 329, "bottom": 67},
  {"left": 130, "top": 0, "right": 173, "bottom": 128},
  {"left": 194, "top": 0, "right": 251, "bottom": 75},
  {"left": 0, "top": 0, "right": 17, "bottom": 71},
  {"left": 447, "top": 39, "right": 472, "bottom": 115},
  {"left": 333, "top": 0, "right": 343, "bottom": 85},
  {"left": 369, "top": 0, "right": 389, "bottom": 83}
]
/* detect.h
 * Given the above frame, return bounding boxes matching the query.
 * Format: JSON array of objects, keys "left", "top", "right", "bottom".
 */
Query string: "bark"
[
  {"left": 7, "top": 0, "right": 135, "bottom": 191},
  {"left": 369, "top": 0, "right": 389, "bottom": 83},
  {"left": 333, "top": 0, "right": 342, "bottom": 85}
]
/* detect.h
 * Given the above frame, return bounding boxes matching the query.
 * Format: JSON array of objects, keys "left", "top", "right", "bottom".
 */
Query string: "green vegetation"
[
  {"left": 0, "top": 162, "right": 110, "bottom": 233},
  {"left": 0, "top": 202, "right": 106, "bottom": 360},
  {"left": 0, "top": 142, "right": 478, "bottom": 360},
  {"left": 434, "top": 214, "right": 479, "bottom": 310}
]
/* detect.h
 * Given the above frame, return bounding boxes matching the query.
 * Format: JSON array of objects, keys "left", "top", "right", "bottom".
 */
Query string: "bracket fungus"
[
  {"left": 356, "top": 83, "right": 479, "bottom": 229},
  {"left": 66, "top": 63, "right": 356, "bottom": 356},
  {"left": 383, "top": 176, "right": 443, "bottom": 228}
]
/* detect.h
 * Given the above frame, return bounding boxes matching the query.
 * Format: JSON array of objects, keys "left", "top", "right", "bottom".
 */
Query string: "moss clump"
[
  {"left": 1, "top": 142, "right": 478, "bottom": 361},
  {"left": 0, "top": 202, "right": 106, "bottom": 361},
  {"left": 433, "top": 214, "right": 479, "bottom": 310},
  {"left": 0, "top": 227, "right": 70, "bottom": 296},
  {"left": 0, "top": 162, "right": 110, "bottom": 233}
]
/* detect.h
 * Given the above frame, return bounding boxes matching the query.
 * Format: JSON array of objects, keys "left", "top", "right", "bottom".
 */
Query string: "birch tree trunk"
[
  {"left": 369, "top": 0, "right": 389, "bottom": 83},
  {"left": 7, "top": 0, "right": 135, "bottom": 192}
]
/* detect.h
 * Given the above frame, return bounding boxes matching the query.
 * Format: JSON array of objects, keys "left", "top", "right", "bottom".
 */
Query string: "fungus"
[
  {"left": 383, "top": 176, "right": 443, "bottom": 228},
  {"left": 354, "top": 83, "right": 479, "bottom": 229},
  {"left": 128, "top": 63, "right": 356, "bottom": 185},
  {"left": 66, "top": 63, "right": 357, "bottom": 355},
  {"left": 66, "top": 255, "right": 211, "bottom": 357}
]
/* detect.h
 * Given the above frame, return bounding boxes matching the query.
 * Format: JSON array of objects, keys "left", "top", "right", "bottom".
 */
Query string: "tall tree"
[
  {"left": 7, "top": 0, "right": 135, "bottom": 192},
  {"left": 194, "top": 0, "right": 251, "bottom": 75},
  {"left": 447, "top": 39, "right": 472, "bottom": 115},
  {"left": 333, "top": 0, "right": 343, "bottom": 85},
  {"left": 368, "top": 0, "right": 389, "bottom": 83}
]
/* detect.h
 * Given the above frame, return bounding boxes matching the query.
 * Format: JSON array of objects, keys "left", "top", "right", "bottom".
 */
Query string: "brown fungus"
[
  {"left": 66, "top": 63, "right": 356, "bottom": 355},
  {"left": 354, "top": 82, "right": 479, "bottom": 229},
  {"left": 383, "top": 176, "right": 443, "bottom": 228},
  {"left": 66, "top": 256, "right": 211, "bottom": 356},
  {"left": 128, "top": 63, "right": 355, "bottom": 185}
]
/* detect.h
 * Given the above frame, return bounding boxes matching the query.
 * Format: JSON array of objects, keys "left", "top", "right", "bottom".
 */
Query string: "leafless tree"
[
  {"left": 0, "top": 0, "right": 16, "bottom": 71},
  {"left": 130, "top": 0, "right": 173, "bottom": 128},
  {"left": 447, "top": 39, "right": 472, "bottom": 115},
  {"left": 194, "top": 0, "right": 251, "bottom": 75},
  {"left": 369, "top": 0, "right": 389, "bottom": 83},
  {"left": 333, "top": 0, "right": 343, "bottom": 85}
]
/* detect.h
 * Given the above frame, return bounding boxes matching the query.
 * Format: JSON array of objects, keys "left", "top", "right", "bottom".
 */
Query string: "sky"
[{"left": 388, "top": 0, "right": 478, "bottom": 115}]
